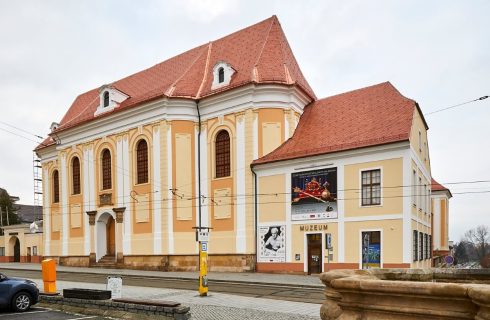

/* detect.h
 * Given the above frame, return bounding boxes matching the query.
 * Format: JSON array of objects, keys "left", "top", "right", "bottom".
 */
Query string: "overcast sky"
[{"left": 0, "top": 0, "right": 488, "bottom": 242}]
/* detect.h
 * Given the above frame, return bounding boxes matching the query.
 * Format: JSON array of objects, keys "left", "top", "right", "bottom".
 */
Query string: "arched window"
[
  {"left": 136, "top": 139, "right": 148, "bottom": 184},
  {"left": 53, "top": 170, "right": 60, "bottom": 203},
  {"left": 218, "top": 67, "right": 224, "bottom": 83},
  {"left": 103, "top": 91, "right": 110, "bottom": 107},
  {"left": 215, "top": 130, "right": 230, "bottom": 178},
  {"left": 101, "top": 149, "right": 112, "bottom": 190},
  {"left": 72, "top": 157, "right": 81, "bottom": 194}
]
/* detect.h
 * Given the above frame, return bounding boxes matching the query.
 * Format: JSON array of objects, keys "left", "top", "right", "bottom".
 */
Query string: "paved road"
[
  {"left": 0, "top": 307, "right": 109, "bottom": 319},
  {"left": 2, "top": 269, "right": 324, "bottom": 304}
]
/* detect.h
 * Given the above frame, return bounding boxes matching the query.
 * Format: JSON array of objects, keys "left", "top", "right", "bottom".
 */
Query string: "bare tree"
[{"left": 464, "top": 225, "right": 490, "bottom": 267}]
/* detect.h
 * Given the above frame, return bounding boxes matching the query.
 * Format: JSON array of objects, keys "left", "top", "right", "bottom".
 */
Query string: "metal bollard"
[{"left": 41, "top": 259, "right": 56, "bottom": 293}]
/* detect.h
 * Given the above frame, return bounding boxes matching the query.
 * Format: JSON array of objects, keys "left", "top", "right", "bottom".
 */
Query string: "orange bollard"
[{"left": 41, "top": 259, "right": 56, "bottom": 293}]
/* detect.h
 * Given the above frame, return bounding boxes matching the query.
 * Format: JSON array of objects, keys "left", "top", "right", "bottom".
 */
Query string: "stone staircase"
[{"left": 93, "top": 255, "right": 117, "bottom": 268}]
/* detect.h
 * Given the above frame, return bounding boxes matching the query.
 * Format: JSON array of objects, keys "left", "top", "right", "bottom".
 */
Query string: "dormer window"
[
  {"left": 94, "top": 85, "right": 129, "bottom": 117},
  {"left": 212, "top": 62, "right": 235, "bottom": 90},
  {"left": 218, "top": 67, "right": 225, "bottom": 83},
  {"left": 103, "top": 91, "right": 110, "bottom": 107}
]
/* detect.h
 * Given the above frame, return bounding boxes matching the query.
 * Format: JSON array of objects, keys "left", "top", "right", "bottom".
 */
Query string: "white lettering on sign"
[{"left": 107, "top": 276, "right": 122, "bottom": 299}]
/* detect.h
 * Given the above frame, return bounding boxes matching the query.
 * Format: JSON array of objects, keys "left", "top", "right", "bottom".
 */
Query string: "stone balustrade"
[{"left": 320, "top": 269, "right": 490, "bottom": 320}]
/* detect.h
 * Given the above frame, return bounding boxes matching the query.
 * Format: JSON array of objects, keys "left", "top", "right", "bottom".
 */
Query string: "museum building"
[{"left": 36, "top": 16, "right": 446, "bottom": 272}]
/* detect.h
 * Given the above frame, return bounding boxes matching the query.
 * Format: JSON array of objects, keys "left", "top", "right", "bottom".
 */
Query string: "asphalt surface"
[
  {"left": 0, "top": 269, "right": 324, "bottom": 304},
  {"left": 0, "top": 307, "right": 108, "bottom": 319}
]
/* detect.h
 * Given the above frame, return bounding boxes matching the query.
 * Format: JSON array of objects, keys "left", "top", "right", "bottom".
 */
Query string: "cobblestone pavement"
[{"left": 33, "top": 279, "right": 321, "bottom": 320}]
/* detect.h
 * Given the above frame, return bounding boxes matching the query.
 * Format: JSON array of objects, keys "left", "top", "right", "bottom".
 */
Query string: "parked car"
[{"left": 0, "top": 273, "right": 39, "bottom": 312}]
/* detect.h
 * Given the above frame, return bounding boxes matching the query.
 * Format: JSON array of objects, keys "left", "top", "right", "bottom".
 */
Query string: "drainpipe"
[
  {"left": 251, "top": 166, "right": 258, "bottom": 272},
  {"left": 196, "top": 100, "right": 202, "bottom": 229}
]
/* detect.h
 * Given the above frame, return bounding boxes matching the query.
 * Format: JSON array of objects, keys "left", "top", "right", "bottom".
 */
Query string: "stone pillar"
[
  {"left": 113, "top": 207, "right": 126, "bottom": 265},
  {"left": 86, "top": 210, "right": 97, "bottom": 264}
]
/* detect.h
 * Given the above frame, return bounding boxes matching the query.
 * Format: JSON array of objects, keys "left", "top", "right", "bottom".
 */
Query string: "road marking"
[
  {"left": 66, "top": 317, "right": 97, "bottom": 320},
  {"left": 0, "top": 309, "right": 50, "bottom": 317}
]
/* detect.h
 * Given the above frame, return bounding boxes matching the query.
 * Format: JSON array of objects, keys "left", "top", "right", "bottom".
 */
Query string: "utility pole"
[{"left": 6, "top": 207, "right": 9, "bottom": 226}]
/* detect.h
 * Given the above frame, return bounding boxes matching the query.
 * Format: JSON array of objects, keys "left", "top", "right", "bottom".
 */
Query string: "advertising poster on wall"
[
  {"left": 361, "top": 231, "right": 381, "bottom": 269},
  {"left": 258, "top": 225, "right": 286, "bottom": 262},
  {"left": 291, "top": 168, "right": 337, "bottom": 220}
]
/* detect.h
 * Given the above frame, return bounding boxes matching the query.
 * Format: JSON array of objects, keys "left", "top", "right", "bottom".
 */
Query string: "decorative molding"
[
  {"left": 112, "top": 207, "right": 126, "bottom": 223},
  {"left": 86, "top": 210, "right": 97, "bottom": 226},
  {"left": 99, "top": 193, "right": 112, "bottom": 206}
]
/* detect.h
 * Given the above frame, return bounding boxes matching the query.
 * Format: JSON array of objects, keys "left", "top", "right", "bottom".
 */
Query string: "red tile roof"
[
  {"left": 431, "top": 178, "right": 451, "bottom": 194},
  {"left": 37, "top": 16, "right": 315, "bottom": 150},
  {"left": 253, "top": 82, "right": 418, "bottom": 165}
]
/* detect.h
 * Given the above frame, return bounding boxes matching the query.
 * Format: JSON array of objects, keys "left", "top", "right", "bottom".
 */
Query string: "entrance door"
[
  {"left": 27, "top": 247, "right": 31, "bottom": 263},
  {"left": 361, "top": 231, "right": 381, "bottom": 269},
  {"left": 106, "top": 216, "right": 116, "bottom": 256},
  {"left": 307, "top": 233, "right": 322, "bottom": 274},
  {"left": 13, "top": 238, "right": 20, "bottom": 262}
]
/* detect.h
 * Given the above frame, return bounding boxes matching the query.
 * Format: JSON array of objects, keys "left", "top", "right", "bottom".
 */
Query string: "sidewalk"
[
  {"left": 36, "top": 279, "right": 321, "bottom": 319},
  {"left": 0, "top": 263, "right": 323, "bottom": 287}
]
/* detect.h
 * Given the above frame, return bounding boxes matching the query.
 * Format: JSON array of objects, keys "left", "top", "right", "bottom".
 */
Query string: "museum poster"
[
  {"left": 258, "top": 225, "right": 286, "bottom": 262},
  {"left": 291, "top": 167, "right": 337, "bottom": 220}
]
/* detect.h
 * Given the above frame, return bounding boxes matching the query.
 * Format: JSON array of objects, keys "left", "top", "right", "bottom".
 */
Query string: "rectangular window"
[
  {"left": 33, "top": 246, "right": 38, "bottom": 256},
  {"left": 0, "top": 247, "right": 4, "bottom": 256},
  {"left": 419, "top": 231, "right": 423, "bottom": 261},
  {"left": 425, "top": 234, "right": 429, "bottom": 259},
  {"left": 429, "top": 235, "right": 432, "bottom": 258},
  {"left": 413, "top": 231, "right": 418, "bottom": 262},
  {"left": 361, "top": 169, "right": 381, "bottom": 206}
]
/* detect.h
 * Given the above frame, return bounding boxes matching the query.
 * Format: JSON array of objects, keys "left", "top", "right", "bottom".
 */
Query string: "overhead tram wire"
[
  {"left": 0, "top": 121, "right": 45, "bottom": 139},
  {"left": 43, "top": 189, "right": 490, "bottom": 217},
  {"left": 37, "top": 178, "right": 490, "bottom": 210},
  {"left": 424, "top": 95, "right": 489, "bottom": 116}
]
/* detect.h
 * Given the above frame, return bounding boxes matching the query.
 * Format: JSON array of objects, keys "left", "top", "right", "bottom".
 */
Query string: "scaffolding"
[{"left": 33, "top": 152, "right": 43, "bottom": 221}]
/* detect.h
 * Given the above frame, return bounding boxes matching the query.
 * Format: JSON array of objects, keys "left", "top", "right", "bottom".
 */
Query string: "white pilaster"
[
  {"left": 337, "top": 164, "right": 345, "bottom": 262},
  {"left": 121, "top": 136, "right": 131, "bottom": 254},
  {"left": 167, "top": 126, "right": 174, "bottom": 254},
  {"left": 285, "top": 173, "right": 292, "bottom": 262},
  {"left": 284, "top": 112, "right": 290, "bottom": 140},
  {"left": 236, "top": 116, "right": 246, "bottom": 253},
  {"left": 200, "top": 126, "right": 209, "bottom": 228},
  {"left": 82, "top": 146, "right": 93, "bottom": 255},
  {"left": 60, "top": 154, "right": 68, "bottom": 256},
  {"left": 43, "top": 168, "right": 51, "bottom": 256},
  {"left": 403, "top": 150, "right": 412, "bottom": 263},
  {"left": 153, "top": 127, "right": 162, "bottom": 254},
  {"left": 253, "top": 112, "right": 258, "bottom": 160}
]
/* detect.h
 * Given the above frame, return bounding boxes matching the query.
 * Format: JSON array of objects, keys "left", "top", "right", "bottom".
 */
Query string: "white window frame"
[{"left": 359, "top": 167, "right": 383, "bottom": 208}]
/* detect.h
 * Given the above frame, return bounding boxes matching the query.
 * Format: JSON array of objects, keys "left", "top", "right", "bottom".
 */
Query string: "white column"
[
  {"left": 337, "top": 164, "right": 345, "bottom": 262},
  {"left": 403, "top": 150, "right": 412, "bottom": 263},
  {"left": 43, "top": 167, "right": 51, "bottom": 256},
  {"left": 153, "top": 127, "right": 162, "bottom": 254},
  {"left": 167, "top": 126, "right": 174, "bottom": 254},
  {"left": 60, "top": 154, "right": 68, "bottom": 256},
  {"left": 236, "top": 116, "right": 246, "bottom": 253}
]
